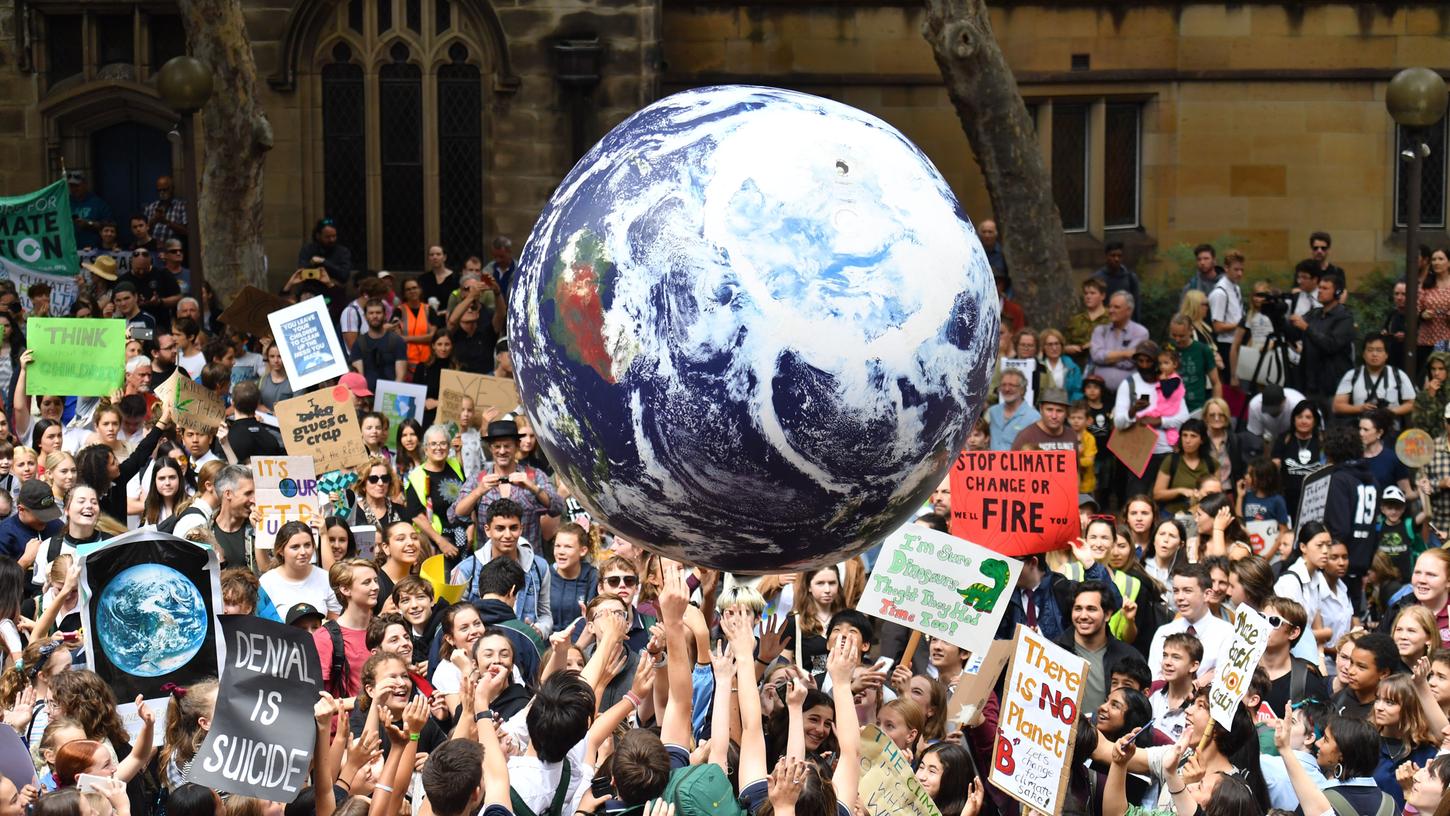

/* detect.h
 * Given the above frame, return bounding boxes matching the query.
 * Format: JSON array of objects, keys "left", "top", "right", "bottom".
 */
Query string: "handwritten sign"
[
  {"left": 949, "top": 450, "right": 1079, "bottom": 556},
  {"left": 218, "top": 286, "right": 291, "bottom": 339},
  {"left": 158, "top": 370, "right": 226, "bottom": 433},
  {"left": 1397, "top": 428, "right": 1434, "bottom": 468},
  {"left": 438, "top": 370, "right": 519, "bottom": 425},
  {"left": 1295, "top": 466, "right": 1330, "bottom": 538},
  {"left": 373, "top": 380, "right": 426, "bottom": 447},
  {"left": 1106, "top": 423, "right": 1158, "bottom": 478},
  {"left": 857, "top": 524, "right": 1022, "bottom": 652},
  {"left": 25, "top": 318, "right": 126, "bottom": 396},
  {"left": 252, "top": 457, "right": 321, "bottom": 543},
  {"left": 276, "top": 388, "right": 369, "bottom": 475},
  {"left": 1208, "top": 606, "right": 1271, "bottom": 729},
  {"left": 858, "top": 725, "right": 941, "bottom": 816},
  {"left": 991, "top": 625, "right": 1087, "bottom": 816},
  {"left": 268, "top": 297, "right": 349, "bottom": 390},
  {"left": 1245, "top": 519, "right": 1280, "bottom": 558},
  {"left": 190, "top": 615, "right": 322, "bottom": 802}
]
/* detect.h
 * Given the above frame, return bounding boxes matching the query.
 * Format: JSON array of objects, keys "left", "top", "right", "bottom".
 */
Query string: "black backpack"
[{"left": 156, "top": 505, "right": 208, "bottom": 536}]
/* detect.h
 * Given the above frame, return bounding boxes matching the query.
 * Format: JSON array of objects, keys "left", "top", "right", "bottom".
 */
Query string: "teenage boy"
[
  {"left": 1375, "top": 484, "right": 1428, "bottom": 582},
  {"left": 452, "top": 499, "right": 552, "bottom": 636},
  {"left": 1331, "top": 632, "right": 1397, "bottom": 718},
  {"left": 1148, "top": 632, "right": 1201, "bottom": 742},
  {"left": 421, "top": 729, "right": 512, "bottom": 816},
  {"left": 1147, "top": 563, "right": 1232, "bottom": 679},
  {"left": 548, "top": 522, "right": 597, "bottom": 633},
  {"left": 1258, "top": 597, "right": 1329, "bottom": 714}
]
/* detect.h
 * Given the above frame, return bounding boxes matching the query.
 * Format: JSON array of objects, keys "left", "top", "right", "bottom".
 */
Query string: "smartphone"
[
  {"left": 127, "top": 326, "right": 154, "bottom": 342},
  {"left": 871, "top": 656, "right": 895, "bottom": 675},
  {"left": 77, "top": 774, "right": 116, "bottom": 794}
]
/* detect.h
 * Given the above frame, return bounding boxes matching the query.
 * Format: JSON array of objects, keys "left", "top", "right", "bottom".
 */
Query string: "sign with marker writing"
[
  {"left": 1208, "top": 606, "right": 1270, "bottom": 730},
  {"left": 949, "top": 450, "right": 1080, "bottom": 556},
  {"left": 857, "top": 725, "right": 941, "bottom": 816},
  {"left": 268, "top": 297, "right": 349, "bottom": 390},
  {"left": 190, "top": 614, "right": 322, "bottom": 802},
  {"left": 158, "top": 370, "right": 226, "bottom": 433},
  {"left": 26, "top": 318, "right": 126, "bottom": 396},
  {"left": 252, "top": 457, "right": 321, "bottom": 543},
  {"left": 1295, "top": 466, "right": 1330, "bottom": 539},
  {"left": 437, "top": 370, "right": 519, "bottom": 425},
  {"left": 276, "top": 388, "right": 369, "bottom": 475},
  {"left": 990, "top": 625, "right": 1087, "bottom": 816},
  {"left": 856, "top": 524, "right": 1022, "bottom": 653}
]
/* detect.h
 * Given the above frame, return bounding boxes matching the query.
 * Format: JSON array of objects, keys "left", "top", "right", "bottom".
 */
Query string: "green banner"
[
  {"left": 0, "top": 179, "right": 76, "bottom": 276},
  {"left": 26, "top": 318, "right": 126, "bottom": 396}
]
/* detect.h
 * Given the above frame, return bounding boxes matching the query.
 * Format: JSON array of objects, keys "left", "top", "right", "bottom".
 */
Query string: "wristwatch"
[{"left": 474, "top": 709, "right": 495, "bottom": 722}]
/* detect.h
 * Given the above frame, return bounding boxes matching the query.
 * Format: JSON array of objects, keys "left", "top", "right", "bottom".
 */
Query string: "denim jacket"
[{"left": 450, "top": 536, "right": 553, "bottom": 636}]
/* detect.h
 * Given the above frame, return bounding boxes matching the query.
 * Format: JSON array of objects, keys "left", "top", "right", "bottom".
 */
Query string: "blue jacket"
[
  {"left": 996, "top": 561, "right": 1120, "bottom": 643},
  {"left": 451, "top": 538, "right": 552, "bottom": 636},
  {"left": 549, "top": 561, "right": 598, "bottom": 633}
]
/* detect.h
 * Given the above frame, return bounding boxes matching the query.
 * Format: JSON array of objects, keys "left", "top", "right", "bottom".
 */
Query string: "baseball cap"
[
  {"left": 376, "top": 270, "right": 393, "bottom": 279},
  {"left": 1133, "top": 340, "right": 1162, "bottom": 360},
  {"left": 1261, "top": 384, "right": 1286, "bottom": 410},
  {"left": 339, "top": 371, "right": 373, "bottom": 398},
  {"left": 1381, "top": 485, "right": 1407, "bottom": 504},
  {"left": 17, "top": 480, "right": 61, "bottom": 523},
  {"left": 1079, "top": 493, "right": 1099, "bottom": 510},
  {"left": 285, "top": 603, "right": 325, "bottom": 626}
]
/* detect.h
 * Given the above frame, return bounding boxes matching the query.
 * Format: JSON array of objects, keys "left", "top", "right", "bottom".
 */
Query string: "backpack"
[
  {"left": 156, "top": 504, "right": 208, "bottom": 536},
  {"left": 322, "top": 620, "right": 353, "bottom": 698},
  {"left": 1324, "top": 788, "right": 1392, "bottom": 816},
  {"left": 509, "top": 760, "right": 571, "bottom": 816},
  {"left": 660, "top": 763, "right": 745, "bottom": 816}
]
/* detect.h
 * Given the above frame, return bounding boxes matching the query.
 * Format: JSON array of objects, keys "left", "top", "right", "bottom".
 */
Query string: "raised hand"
[
  {"left": 758, "top": 614, "right": 793, "bottom": 664},
  {"left": 767, "top": 756, "right": 807, "bottom": 810}
]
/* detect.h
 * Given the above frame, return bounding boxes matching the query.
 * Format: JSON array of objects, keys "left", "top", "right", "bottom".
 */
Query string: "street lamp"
[
  {"left": 156, "top": 55, "right": 214, "bottom": 299},
  {"left": 1387, "top": 67, "right": 1448, "bottom": 384}
]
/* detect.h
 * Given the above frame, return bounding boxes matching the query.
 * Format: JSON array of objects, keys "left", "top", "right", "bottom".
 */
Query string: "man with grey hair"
[
  {"left": 988, "top": 368, "right": 1039, "bottom": 451},
  {"left": 1089, "top": 291, "right": 1148, "bottom": 394},
  {"left": 485, "top": 235, "right": 516, "bottom": 295},
  {"left": 210, "top": 464, "right": 261, "bottom": 570},
  {"left": 175, "top": 296, "right": 202, "bottom": 326}
]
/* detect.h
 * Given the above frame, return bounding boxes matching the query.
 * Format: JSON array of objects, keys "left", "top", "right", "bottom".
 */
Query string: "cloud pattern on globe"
[
  {"left": 512, "top": 85, "right": 999, "bottom": 572},
  {"left": 97, "top": 562, "right": 208, "bottom": 677}
]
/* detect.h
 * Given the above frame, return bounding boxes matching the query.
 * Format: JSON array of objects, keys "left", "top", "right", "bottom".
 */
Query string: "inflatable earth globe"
[
  {"left": 511, "top": 85, "right": 998, "bottom": 572},
  {"left": 96, "top": 562, "right": 208, "bottom": 677}
]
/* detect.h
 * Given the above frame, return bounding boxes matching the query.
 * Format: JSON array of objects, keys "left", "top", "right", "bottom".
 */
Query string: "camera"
[{"left": 1258, "top": 289, "right": 1292, "bottom": 320}]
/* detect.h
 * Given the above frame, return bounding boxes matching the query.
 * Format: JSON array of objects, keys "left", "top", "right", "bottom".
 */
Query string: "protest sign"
[
  {"left": 6, "top": 259, "right": 78, "bottom": 315},
  {"left": 252, "top": 457, "right": 321, "bottom": 542},
  {"left": 268, "top": 297, "right": 349, "bottom": 390},
  {"left": 190, "top": 615, "right": 322, "bottom": 802},
  {"left": 1000, "top": 357, "right": 1037, "bottom": 405},
  {"left": 25, "top": 318, "right": 126, "bottom": 396},
  {"left": 438, "top": 370, "right": 519, "bottom": 424},
  {"left": 158, "top": 370, "right": 226, "bottom": 433},
  {"left": 0, "top": 725, "right": 34, "bottom": 786},
  {"left": 1245, "top": 519, "right": 1280, "bottom": 558},
  {"left": 79, "top": 529, "right": 225, "bottom": 746},
  {"left": 1295, "top": 466, "right": 1330, "bottom": 538},
  {"left": 1397, "top": 428, "right": 1434, "bottom": 468},
  {"left": 857, "top": 725, "right": 941, "bottom": 816},
  {"left": 219, "top": 286, "right": 291, "bottom": 339},
  {"left": 1106, "top": 423, "right": 1157, "bottom": 478},
  {"left": 991, "top": 625, "right": 1087, "bottom": 816},
  {"left": 276, "top": 388, "right": 369, "bottom": 475},
  {"left": 857, "top": 524, "right": 1021, "bottom": 651},
  {"left": 945, "top": 638, "right": 1015, "bottom": 726},
  {"left": 373, "top": 380, "right": 426, "bottom": 447},
  {"left": 948, "top": 450, "right": 1079, "bottom": 556},
  {"left": 0, "top": 179, "right": 77, "bottom": 276},
  {"left": 1208, "top": 606, "right": 1271, "bottom": 729}
]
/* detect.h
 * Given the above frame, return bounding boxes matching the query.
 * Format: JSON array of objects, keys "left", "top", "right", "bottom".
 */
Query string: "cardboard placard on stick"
[
  {"left": 1106, "top": 423, "right": 1158, "bottom": 478},
  {"left": 252, "top": 457, "right": 321, "bottom": 542},
  {"left": 856, "top": 524, "right": 1022, "bottom": 651},
  {"left": 1208, "top": 606, "right": 1271, "bottom": 729},
  {"left": 945, "top": 638, "right": 1015, "bottom": 727},
  {"left": 25, "top": 318, "right": 127, "bottom": 396},
  {"left": 190, "top": 615, "right": 322, "bottom": 802},
  {"left": 218, "top": 286, "right": 291, "bottom": 339},
  {"left": 990, "top": 625, "right": 1088, "bottom": 816},
  {"left": 158, "top": 370, "right": 226, "bottom": 433},
  {"left": 437, "top": 370, "right": 519, "bottom": 424},
  {"left": 1295, "top": 466, "right": 1331, "bottom": 539},
  {"left": 948, "top": 450, "right": 1080, "bottom": 556},
  {"left": 858, "top": 725, "right": 942, "bottom": 816},
  {"left": 276, "top": 388, "right": 369, "bottom": 475}
]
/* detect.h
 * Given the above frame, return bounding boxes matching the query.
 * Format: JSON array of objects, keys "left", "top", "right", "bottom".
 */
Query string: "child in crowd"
[{"left": 1069, "top": 401, "right": 1097, "bottom": 494}]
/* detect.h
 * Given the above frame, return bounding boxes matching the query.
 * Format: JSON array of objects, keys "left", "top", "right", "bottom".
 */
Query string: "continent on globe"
[
  {"left": 97, "top": 562, "right": 208, "bottom": 677},
  {"left": 511, "top": 85, "right": 999, "bottom": 572}
]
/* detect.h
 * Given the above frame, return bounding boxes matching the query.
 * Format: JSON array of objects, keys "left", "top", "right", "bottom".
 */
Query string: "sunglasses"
[
  {"left": 603, "top": 575, "right": 639, "bottom": 588},
  {"left": 1266, "top": 614, "right": 1288, "bottom": 630},
  {"left": 367, "top": 474, "right": 392, "bottom": 484}
]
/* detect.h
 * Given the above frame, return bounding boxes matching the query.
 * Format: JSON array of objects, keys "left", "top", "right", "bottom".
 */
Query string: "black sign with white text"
[{"left": 190, "top": 615, "right": 323, "bottom": 803}]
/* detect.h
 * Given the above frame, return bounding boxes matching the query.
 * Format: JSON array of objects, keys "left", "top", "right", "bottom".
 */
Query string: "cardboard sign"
[
  {"left": 1245, "top": 519, "right": 1280, "bottom": 558},
  {"left": 1106, "top": 423, "right": 1158, "bottom": 478},
  {"left": 276, "top": 388, "right": 369, "bottom": 475},
  {"left": 268, "top": 297, "right": 349, "bottom": 390},
  {"left": 438, "top": 370, "right": 519, "bottom": 424},
  {"left": 158, "top": 370, "right": 226, "bottom": 433},
  {"left": 1397, "top": 428, "right": 1435, "bottom": 468},
  {"left": 1209, "top": 606, "right": 1271, "bottom": 729},
  {"left": 252, "top": 457, "right": 321, "bottom": 543},
  {"left": 990, "top": 625, "right": 1087, "bottom": 816},
  {"left": 0, "top": 179, "right": 77, "bottom": 275},
  {"left": 948, "top": 450, "right": 1079, "bottom": 556},
  {"left": 1295, "top": 466, "right": 1331, "bottom": 538},
  {"left": 373, "top": 379, "right": 427, "bottom": 447},
  {"left": 218, "top": 286, "right": 292, "bottom": 339},
  {"left": 190, "top": 615, "right": 322, "bottom": 802},
  {"left": 25, "top": 318, "right": 126, "bottom": 396},
  {"left": 1001, "top": 357, "right": 1037, "bottom": 405},
  {"left": 858, "top": 725, "right": 941, "bottom": 816},
  {"left": 857, "top": 524, "right": 1022, "bottom": 652},
  {"left": 945, "top": 638, "right": 1015, "bottom": 726}
]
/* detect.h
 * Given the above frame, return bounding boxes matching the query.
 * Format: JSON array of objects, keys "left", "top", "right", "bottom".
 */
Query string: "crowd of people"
[{"left": 0, "top": 217, "right": 1441, "bottom": 816}]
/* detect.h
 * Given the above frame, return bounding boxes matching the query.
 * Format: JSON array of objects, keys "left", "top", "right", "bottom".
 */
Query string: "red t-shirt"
[{"left": 312, "top": 622, "right": 369, "bottom": 696}]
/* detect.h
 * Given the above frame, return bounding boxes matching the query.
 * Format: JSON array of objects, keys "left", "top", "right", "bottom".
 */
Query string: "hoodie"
[
  {"left": 451, "top": 536, "right": 553, "bottom": 636},
  {"left": 1324, "top": 459, "right": 1378, "bottom": 575}
]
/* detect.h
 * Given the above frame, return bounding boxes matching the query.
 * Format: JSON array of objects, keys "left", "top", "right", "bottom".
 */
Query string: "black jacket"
[
  {"left": 1294, "top": 304, "right": 1356, "bottom": 399},
  {"left": 1325, "top": 459, "right": 1379, "bottom": 574}
]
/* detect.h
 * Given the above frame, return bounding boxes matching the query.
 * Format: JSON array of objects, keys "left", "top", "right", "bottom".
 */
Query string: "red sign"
[{"left": 948, "top": 450, "right": 1080, "bottom": 556}]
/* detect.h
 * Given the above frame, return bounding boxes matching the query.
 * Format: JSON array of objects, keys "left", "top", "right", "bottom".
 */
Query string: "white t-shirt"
[
  {"left": 431, "top": 659, "right": 463, "bottom": 695},
  {"left": 1246, "top": 388, "right": 1308, "bottom": 440},
  {"left": 259, "top": 566, "right": 343, "bottom": 616},
  {"left": 1334, "top": 365, "right": 1416, "bottom": 409},
  {"left": 507, "top": 737, "right": 592, "bottom": 816},
  {"left": 178, "top": 350, "right": 206, "bottom": 380}
]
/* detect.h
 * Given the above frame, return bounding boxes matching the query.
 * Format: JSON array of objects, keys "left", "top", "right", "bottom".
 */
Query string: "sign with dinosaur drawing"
[{"left": 856, "top": 524, "right": 1023, "bottom": 653}]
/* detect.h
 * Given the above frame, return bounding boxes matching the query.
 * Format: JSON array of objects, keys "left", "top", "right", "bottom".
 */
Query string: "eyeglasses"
[
  {"left": 425, "top": 441, "right": 449, "bottom": 449},
  {"left": 1205, "top": 412, "right": 1226, "bottom": 419},
  {"left": 1266, "top": 614, "right": 1287, "bottom": 629},
  {"left": 367, "top": 474, "right": 392, "bottom": 484},
  {"left": 603, "top": 575, "right": 639, "bottom": 588}
]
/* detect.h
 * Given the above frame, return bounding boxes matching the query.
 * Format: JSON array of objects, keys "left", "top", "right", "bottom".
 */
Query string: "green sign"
[
  {"left": 0, "top": 180, "right": 76, "bottom": 276},
  {"left": 26, "top": 318, "right": 126, "bottom": 396}
]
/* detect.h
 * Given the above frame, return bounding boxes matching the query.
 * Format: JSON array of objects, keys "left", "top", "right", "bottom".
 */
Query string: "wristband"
[
  {"left": 409, "top": 732, "right": 420, "bottom": 742},
  {"left": 376, "top": 784, "right": 394, "bottom": 794},
  {"left": 1167, "top": 785, "right": 1185, "bottom": 795},
  {"left": 623, "top": 691, "right": 642, "bottom": 709},
  {"left": 474, "top": 709, "right": 495, "bottom": 722}
]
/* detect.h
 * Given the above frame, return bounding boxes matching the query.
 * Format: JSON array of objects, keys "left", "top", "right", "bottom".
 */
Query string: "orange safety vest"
[{"left": 401, "top": 302, "right": 431, "bottom": 365}]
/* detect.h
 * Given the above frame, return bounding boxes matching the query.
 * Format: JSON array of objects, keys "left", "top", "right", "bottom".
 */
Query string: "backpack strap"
[
  {"left": 510, "top": 760, "right": 570, "bottom": 816},
  {"left": 324, "top": 620, "right": 350, "bottom": 697},
  {"left": 45, "top": 534, "right": 64, "bottom": 567},
  {"left": 1290, "top": 659, "right": 1308, "bottom": 704},
  {"left": 497, "top": 618, "right": 546, "bottom": 660}
]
